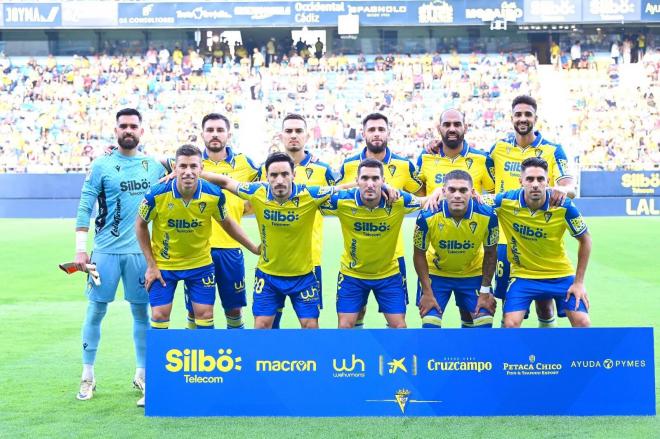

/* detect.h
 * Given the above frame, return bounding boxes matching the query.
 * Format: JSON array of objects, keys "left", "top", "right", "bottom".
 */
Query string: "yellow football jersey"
[
  {"left": 236, "top": 182, "right": 334, "bottom": 277},
  {"left": 321, "top": 189, "right": 421, "bottom": 279},
  {"left": 139, "top": 179, "right": 227, "bottom": 270},
  {"left": 337, "top": 147, "right": 423, "bottom": 259},
  {"left": 414, "top": 200, "right": 498, "bottom": 278},
  {"left": 259, "top": 151, "right": 335, "bottom": 266},
  {"left": 201, "top": 148, "right": 258, "bottom": 248},
  {"left": 416, "top": 142, "right": 494, "bottom": 194},
  {"left": 492, "top": 189, "right": 588, "bottom": 279}
]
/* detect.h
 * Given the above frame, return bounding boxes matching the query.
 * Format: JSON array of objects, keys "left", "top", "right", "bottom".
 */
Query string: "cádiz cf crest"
[
  {"left": 544, "top": 212, "right": 552, "bottom": 223},
  {"left": 513, "top": 208, "right": 520, "bottom": 216},
  {"left": 305, "top": 167, "right": 313, "bottom": 179},
  {"left": 384, "top": 205, "right": 393, "bottom": 216},
  {"left": 198, "top": 202, "right": 207, "bottom": 213},
  {"left": 142, "top": 160, "right": 149, "bottom": 171},
  {"left": 388, "top": 165, "right": 396, "bottom": 177},
  {"left": 291, "top": 197, "right": 300, "bottom": 207},
  {"left": 469, "top": 221, "right": 478, "bottom": 234},
  {"left": 535, "top": 149, "right": 543, "bottom": 158},
  {"left": 465, "top": 158, "right": 473, "bottom": 170},
  {"left": 351, "top": 208, "right": 358, "bottom": 215}
]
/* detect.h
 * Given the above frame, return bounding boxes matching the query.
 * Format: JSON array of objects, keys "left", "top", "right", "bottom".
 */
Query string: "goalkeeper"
[{"left": 73, "top": 108, "right": 165, "bottom": 406}]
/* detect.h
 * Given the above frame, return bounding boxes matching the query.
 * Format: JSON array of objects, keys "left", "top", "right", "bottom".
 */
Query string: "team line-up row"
[{"left": 73, "top": 97, "right": 592, "bottom": 404}]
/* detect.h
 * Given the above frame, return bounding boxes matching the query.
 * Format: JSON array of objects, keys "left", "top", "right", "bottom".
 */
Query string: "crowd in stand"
[{"left": 0, "top": 43, "right": 657, "bottom": 174}]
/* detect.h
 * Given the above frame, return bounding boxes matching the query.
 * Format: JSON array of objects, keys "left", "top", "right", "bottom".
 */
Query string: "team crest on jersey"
[
  {"left": 291, "top": 197, "right": 300, "bottom": 207},
  {"left": 305, "top": 167, "right": 313, "bottom": 179},
  {"left": 198, "top": 202, "right": 207, "bottom": 213},
  {"left": 167, "top": 202, "right": 174, "bottom": 210},
  {"left": 469, "top": 221, "right": 478, "bottom": 234},
  {"left": 506, "top": 146, "right": 512, "bottom": 154},
  {"left": 544, "top": 212, "right": 552, "bottom": 223},
  {"left": 351, "top": 208, "right": 358, "bottom": 215},
  {"left": 142, "top": 160, "right": 149, "bottom": 171},
  {"left": 384, "top": 205, "right": 393, "bottom": 216},
  {"left": 437, "top": 223, "right": 445, "bottom": 232},
  {"left": 513, "top": 208, "right": 520, "bottom": 216},
  {"left": 465, "top": 158, "right": 473, "bottom": 170},
  {"left": 388, "top": 165, "right": 397, "bottom": 177},
  {"left": 115, "top": 165, "right": 121, "bottom": 172},
  {"left": 535, "top": 149, "right": 543, "bottom": 158}
]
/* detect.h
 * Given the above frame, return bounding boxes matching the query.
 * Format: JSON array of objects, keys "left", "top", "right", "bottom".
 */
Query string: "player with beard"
[
  {"left": 415, "top": 109, "right": 495, "bottom": 327},
  {"left": 165, "top": 114, "right": 259, "bottom": 331},
  {"left": 74, "top": 108, "right": 166, "bottom": 405},
  {"left": 486, "top": 95, "right": 576, "bottom": 327},
  {"left": 336, "top": 113, "right": 423, "bottom": 328},
  {"left": 258, "top": 114, "right": 335, "bottom": 329}
]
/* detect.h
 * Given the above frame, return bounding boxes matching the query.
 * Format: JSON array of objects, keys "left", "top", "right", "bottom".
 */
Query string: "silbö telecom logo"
[{"left": 165, "top": 348, "right": 242, "bottom": 384}]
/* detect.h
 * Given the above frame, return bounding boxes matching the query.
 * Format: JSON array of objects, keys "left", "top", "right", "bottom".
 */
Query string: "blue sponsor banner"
[
  {"left": 582, "top": 0, "right": 641, "bottom": 21},
  {"left": 642, "top": 0, "right": 660, "bottom": 19},
  {"left": 523, "top": 0, "right": 582, "bottom": 22},
  {"left": 574, "top": 196, "right": 660, "bottom": 216},
  {"left": 2, "top": 3, "right": 61, "bottom": 27},
  {"left": 146, "top": 328, "right": 655, "bottom": 416},
  {"left": 117, "top": 2, "right": 177, "bottom": 27},
  {"left": 580, "top": 170, "right": 659, "bottom": 197}
]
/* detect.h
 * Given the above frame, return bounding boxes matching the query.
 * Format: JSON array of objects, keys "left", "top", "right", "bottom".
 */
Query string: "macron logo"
[{"left": 142, "top": 4, "right": 154, "bottom": 16}]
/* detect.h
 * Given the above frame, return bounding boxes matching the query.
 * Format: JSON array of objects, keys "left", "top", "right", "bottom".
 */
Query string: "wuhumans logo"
[
  {"left": 332, "top": 355, "right": 365, "bottom": 378},
  {"left": 165, "top": 348, "right": 242, "bottom": 384}
]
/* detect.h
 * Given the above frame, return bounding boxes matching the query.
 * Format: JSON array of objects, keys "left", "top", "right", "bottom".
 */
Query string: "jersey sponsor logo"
[
  {"left": 166, "top": 348, "right": 242, "bottom": 373},
  {"left": 503, "top": 161, "right": 522, "bottom": 173},
  {"left": 167, "top": 219, "right": 204, "bottom": 231},
  {"left": 110, "top": 198, "right": 122, "bottom": 237},
  {"left": 438, "top": 239, "right": 475, "bottom": 250},
  {"left": 120, "top": 179, "right": 151, "bottom": 195},
  {"left": 349, "top": 238, "right": 358, "bottom": 268},
  {"left": 263, "top": 209, "right": 300, "bottom": 223},
  {"left": 512, "top": 223, "right": 548, "bottom": 239},
  {"left": 201, "top": 273, "right": 215, "bottom": 288},
  {"left": 256, "top": 360, "right": 317, "bottom": 372},
  {"left": 434, "top": 173, "right": 445, "bottom": 184},
  {"left": 353, "top": 221, "right": 391, "bottom": 233},
  {"left": 161, "top": 232, "right": 171, "bottom": 259}
]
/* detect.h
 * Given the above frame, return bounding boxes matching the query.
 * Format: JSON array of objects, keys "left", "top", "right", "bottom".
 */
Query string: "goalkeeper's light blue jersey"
[{"left": 76, "top": 150, "right": 165, "bottom": 254}]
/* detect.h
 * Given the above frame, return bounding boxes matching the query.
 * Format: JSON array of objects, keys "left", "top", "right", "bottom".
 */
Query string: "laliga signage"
[
  {"left": 465, "top": 1, "right": 524, "bottom": 22},
  {"left": 3, "top": 3, "right": 61, "bottom": 26},
  {"left": 583, "top": 0, "right": 641, "bottom": 21}
]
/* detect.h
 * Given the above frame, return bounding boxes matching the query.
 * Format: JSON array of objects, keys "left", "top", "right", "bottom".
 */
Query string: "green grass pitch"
[{"left": 0, "top": 217, "right": 658, "bottom": 438}]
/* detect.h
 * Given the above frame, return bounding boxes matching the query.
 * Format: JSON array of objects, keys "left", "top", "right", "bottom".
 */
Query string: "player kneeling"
[
  {"left": 414, "top": 170, "right": 498, "bottom": 328},
  {"left": 491, "top": 157, "right": 591, "bottom": 328}
]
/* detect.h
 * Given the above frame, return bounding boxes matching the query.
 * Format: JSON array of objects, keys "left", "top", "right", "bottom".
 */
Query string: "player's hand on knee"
[
  {"left": 566, "top": 282, "right": 589, "bottom": 311},
  {"left": 145, "top": 265, "right": 166, "bottom": 291},
  {"left": 418, "top": 294, "right": 441, "bottom": 317},
  {"left": 74, "top": 251, "right": 90, "bottom": 272},
  {"left": 475, "top": 293, "right": 496, "bottom": 315}
]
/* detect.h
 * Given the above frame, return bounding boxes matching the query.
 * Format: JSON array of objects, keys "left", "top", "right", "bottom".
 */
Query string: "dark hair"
[
  {"left": 521, "top": 157, "right": 548, "bottom": 173},
  {"left": 362, "top": 112, "right": 388, "bottom": 128},
  {"left": 116, "top": 108, "right": 142, "bottom": 122},
  {"left": 265, "top": 151, "right": 295, "bottom": 173},
  {"left": 444, "top": 169, "right": 473, "bottom": 186},
  {"left": 511, "top": 95, "right": 537, "bottom": 112},
  {"left": 282, "top": 113, "right": 307, "bottom": 128},
  {"left": 357, "top": 158, "right": 384, "bottom": 176},
  {"left": 175, "top": 144, "right": 202, "bottom": 159},
  {"left": 201, "top": 113, "right": 231, "bottom": 131}
]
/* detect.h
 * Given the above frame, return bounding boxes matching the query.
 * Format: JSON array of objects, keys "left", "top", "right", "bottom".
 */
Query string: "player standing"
[
  {"left": 321, "top": 159, "right": 423, "bottom": 328},
  {"left": 413, "top": 170, "right": 498, "bottom": 328},
  {"left": 174, "top": 113, "right": 259, "bottom": 330},
  {"left": 492, "top": 158, "right": 591, "bottom": 328},
  {"left": 74, "top": 108, "right": 165, "bottom": 405},
  {"left": 261, "top": 114, "right": 336, "bottom": 328},
  {"left": 336, "top": 113, "right": 423, "bottom": 328},
  {"left": 204, "top": 152, "right": 336, "bottom": 329},
  {"left": 487, "top": 95, "right": 576, "bottom": 327}
]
